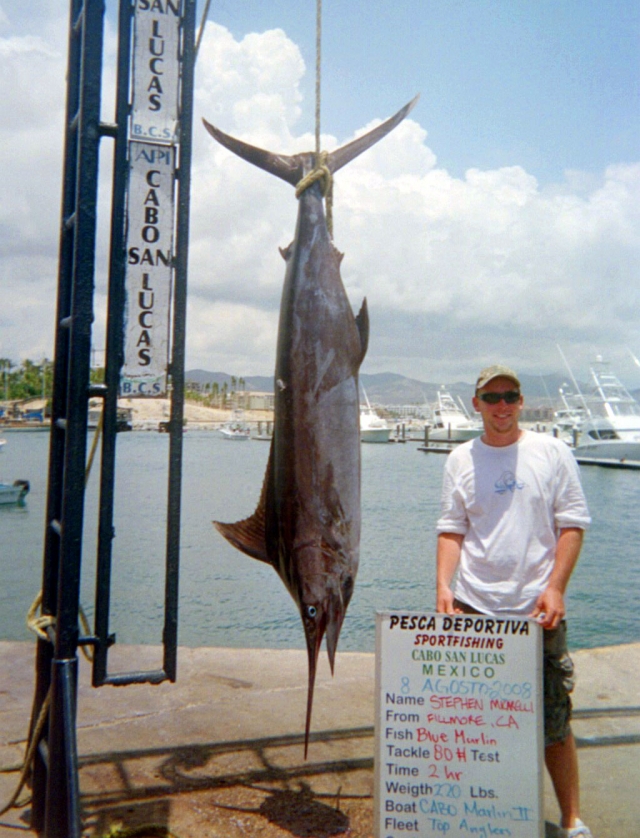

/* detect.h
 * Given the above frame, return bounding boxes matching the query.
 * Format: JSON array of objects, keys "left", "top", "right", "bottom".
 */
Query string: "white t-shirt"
[{"left": 436, "top": 430, "right": 591, "bottom": 616}]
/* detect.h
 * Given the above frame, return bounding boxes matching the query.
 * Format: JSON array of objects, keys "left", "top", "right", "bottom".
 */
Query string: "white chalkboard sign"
[{"left": 375, "top": 611, "right": 543, "bottom": 838}]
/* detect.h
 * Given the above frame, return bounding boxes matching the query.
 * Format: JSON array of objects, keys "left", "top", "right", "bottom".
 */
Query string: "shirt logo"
[{"left": 494, "top": 471, "right": 525, "bottom": 495}]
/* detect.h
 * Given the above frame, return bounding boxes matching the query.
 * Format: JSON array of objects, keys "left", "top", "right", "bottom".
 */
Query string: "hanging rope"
[
  {"left": 295, "top": 0, "right": 334, "bottom": 236},
  {"left": 315, "top": 0, "right": 322, "bottom": 158}
]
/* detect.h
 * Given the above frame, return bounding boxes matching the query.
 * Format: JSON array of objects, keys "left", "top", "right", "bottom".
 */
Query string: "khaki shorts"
[
  {"left": 453, "top": 599, "right": 574, "bottom": 746},
  {"left": 542, "top": 620, "right": 575, "bottom": 746}
]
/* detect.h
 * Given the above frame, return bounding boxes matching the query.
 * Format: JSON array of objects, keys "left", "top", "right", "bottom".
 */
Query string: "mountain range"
[{"left": 185, "top": 368, "right": 585, "bottom": 408}]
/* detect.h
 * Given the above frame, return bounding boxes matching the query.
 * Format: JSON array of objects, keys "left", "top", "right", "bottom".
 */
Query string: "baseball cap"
[{"left": 475, "top": 364, "right": 521, "bottom": 392}]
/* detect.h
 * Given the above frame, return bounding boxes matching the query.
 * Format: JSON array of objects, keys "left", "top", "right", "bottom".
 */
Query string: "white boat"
[
  {"left": 572, "top": 358, "right": 640, "bottom": 467},
  {"left": 219, "top": 410, "right": 251, "bottom": 441},
  {"left": 0, "top": 479, "right": 30, "bottom": 505},
  {"left": 219, "top": 426, "right": 251, "bottom": 440},
  {"left": 553, "top": 386, "right": 588, "bottom": 440},
  {"left": 427, "top": 388, "right": 483, "bottom": 442},
  {"left": 360, "top": 389, "right": 390, "bottom": 443},
  {"left": 0, "top": 438, "right": 6, "bottom": 452}
]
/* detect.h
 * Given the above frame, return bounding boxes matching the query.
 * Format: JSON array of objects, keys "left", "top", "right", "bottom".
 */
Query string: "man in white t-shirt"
[{"left": 436, "top": 364, "right": 593, "bottom": 838}]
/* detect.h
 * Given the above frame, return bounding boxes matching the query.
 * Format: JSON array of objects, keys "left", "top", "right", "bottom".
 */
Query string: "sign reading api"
[{"left": 375, "top": 612, "right": 544, "bottom": 838}]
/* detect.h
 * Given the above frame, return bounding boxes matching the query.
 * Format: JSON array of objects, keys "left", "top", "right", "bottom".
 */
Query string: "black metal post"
[
  {"left": 164, "top": 0, "right": 196, "bottom": 682},
  {"left": 44, "top": 0, "right": 106, "bottom": 832},
  {"left": 92, "top": 0, "right": 134, "bottom": 688},
  {"left": 31, "top": 1, "right": 105, "bottom": 834}
]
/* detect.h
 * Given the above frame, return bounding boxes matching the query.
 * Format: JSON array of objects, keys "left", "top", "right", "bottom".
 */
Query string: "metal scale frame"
[{"left": 27, "top": 1, "right": 195, "bottom": 835}]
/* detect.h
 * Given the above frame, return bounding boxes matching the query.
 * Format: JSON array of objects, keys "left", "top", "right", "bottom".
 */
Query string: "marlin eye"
[{"left": 306, "top": 605, "right": 317, "bottom": 618}]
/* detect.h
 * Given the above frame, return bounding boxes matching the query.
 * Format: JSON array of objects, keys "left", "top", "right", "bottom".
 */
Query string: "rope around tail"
[{"left": 295, "top": 150, "right": 334, "bottom": 237}]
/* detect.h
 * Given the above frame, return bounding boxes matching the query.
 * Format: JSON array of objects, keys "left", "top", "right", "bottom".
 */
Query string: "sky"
[{"left": 1, "top": 0, "right": 639, "bottom": 388}]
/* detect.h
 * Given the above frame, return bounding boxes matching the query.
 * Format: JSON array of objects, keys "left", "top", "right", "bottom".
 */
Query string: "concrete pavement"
[{"left": 1, "top": 640, "right": 638, "bottom": 836}]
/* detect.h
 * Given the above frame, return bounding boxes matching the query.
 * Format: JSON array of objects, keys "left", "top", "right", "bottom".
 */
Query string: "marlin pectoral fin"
[
  {"left": 355, "top": 297, "right": 369, "bottom": 365},
  {"left": 213, "top": 516, "right": 269, "bottom": 564},
  {"left": 213, "top": 443, "right": 273, "bottom": 565}
]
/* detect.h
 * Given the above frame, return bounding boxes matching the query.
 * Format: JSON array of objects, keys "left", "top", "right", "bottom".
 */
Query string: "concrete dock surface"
[{"left": 1, "top": 640, "right": 638, "bottom": 837}]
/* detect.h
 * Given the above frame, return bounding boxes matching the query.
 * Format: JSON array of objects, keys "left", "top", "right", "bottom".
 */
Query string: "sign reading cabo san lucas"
[
  {"left": 122, "top": 142, "right": 175, "bottom": 396},
  {"left": 122, "top": 0, "right": 183, "bottom": 397},
  {"left": 375, "top": 612, "right": 543, "bottom": 838}
]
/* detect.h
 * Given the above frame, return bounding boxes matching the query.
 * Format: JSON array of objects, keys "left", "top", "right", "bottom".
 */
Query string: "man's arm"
[
  {"left": 436, "top": 532, "right": 465, "bottom": 614},
  {"left": 530, "top": 527, "right": 585, "bottom": 629}
]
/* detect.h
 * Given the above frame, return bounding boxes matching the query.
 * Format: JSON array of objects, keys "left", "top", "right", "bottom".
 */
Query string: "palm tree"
[{"left": 0, "top": 358, "right": 12, "bottom": 401}]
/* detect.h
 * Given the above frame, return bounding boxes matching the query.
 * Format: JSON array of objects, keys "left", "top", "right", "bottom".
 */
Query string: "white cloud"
[{"left": 1, "top": 12, "right": 639, "bottom": 388}]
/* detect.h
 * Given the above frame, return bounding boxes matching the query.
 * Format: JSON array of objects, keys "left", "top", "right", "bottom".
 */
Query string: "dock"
[
  {"left": 574, "top": 456, "right": 640, "bottom": 470},
  {"left": 1, "top": 641, "right": 638, "bottom": 836}
]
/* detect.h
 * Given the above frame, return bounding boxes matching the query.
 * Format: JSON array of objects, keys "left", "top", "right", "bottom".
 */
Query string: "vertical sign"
[
  {"left": 122, "top": 0, "right": 183, "bottom": 396},
  {"left": 375, "top": 612, "right": 543, "bottom": 838},
  {"left": 130, "top": 0, "right": 181, "bottom": 142},
  {"left": 122, "top": 142, "right": 175, "bottom": 395}
]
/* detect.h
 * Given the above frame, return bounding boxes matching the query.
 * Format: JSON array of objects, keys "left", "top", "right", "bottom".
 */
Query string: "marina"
[{"left": 0, "top": 426, "right": 638, "bottom": 655}]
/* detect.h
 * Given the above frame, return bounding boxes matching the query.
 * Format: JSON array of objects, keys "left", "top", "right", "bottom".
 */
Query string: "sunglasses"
[{"left": 477, "top": 391, "right": 521, "bottom": 405}]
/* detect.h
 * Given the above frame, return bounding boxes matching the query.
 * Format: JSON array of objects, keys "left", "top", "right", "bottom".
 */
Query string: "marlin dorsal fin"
[{"left": 355, "top": 297, "right": 369, "bottom": 366}]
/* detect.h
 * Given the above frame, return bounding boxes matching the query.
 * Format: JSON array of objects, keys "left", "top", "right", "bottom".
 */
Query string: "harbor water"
[{"left": 0, "top": 428, "right": 638, "bottom": 653}]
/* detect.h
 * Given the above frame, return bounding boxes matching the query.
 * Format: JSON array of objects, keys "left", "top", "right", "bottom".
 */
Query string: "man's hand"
[
  {"left": 530, "top": 586, "right": 565, "bottom": 629},
  {"left": 436, "top": 586, "right": 460, "bottom": 614},
  {"left": 530, "top": 528, "right": 584, "bottom": 629},
  {"left": 436, "top": 532, "right": 465, "bottom": 613}
]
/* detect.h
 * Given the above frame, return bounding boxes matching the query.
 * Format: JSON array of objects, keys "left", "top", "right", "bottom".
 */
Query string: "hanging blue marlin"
[{"left": 204, "top": 96, "right": 418, "bottom": 755}]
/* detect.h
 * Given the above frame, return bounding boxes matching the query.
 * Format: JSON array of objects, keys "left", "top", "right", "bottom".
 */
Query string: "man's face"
[{"left": 472, "top": 376, "right": 523, "bottom": 444}]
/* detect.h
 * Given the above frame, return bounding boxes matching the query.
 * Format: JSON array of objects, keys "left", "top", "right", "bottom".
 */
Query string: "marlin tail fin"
[{"left": 203, "top": 95, "right": 419, "bottom": 186}]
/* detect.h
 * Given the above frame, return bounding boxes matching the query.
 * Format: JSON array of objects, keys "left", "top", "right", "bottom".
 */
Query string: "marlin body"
[{"left": 204, "top": 96, "right": 418, "bottom": 755}]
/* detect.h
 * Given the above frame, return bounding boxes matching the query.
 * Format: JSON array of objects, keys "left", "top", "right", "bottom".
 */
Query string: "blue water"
[{"left": 0, "top": 429, "right": 638, "bottom": 653}]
